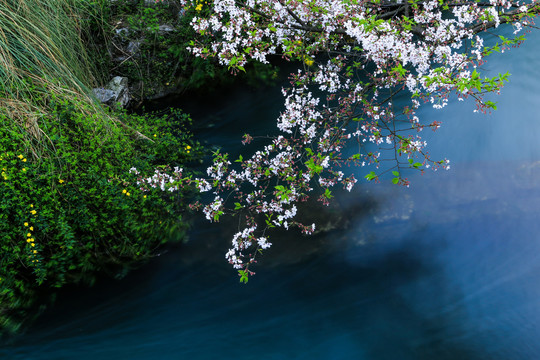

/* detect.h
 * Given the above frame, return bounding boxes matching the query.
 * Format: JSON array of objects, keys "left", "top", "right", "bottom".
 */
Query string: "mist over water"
[{"left": 2, "top": 29, "right": 540, "bottom": 359}]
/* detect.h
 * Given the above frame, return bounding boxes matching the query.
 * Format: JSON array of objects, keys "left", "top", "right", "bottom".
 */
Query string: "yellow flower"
[
  {"left": 22, "top": 158, "right": 27, "bottom": 162},
  {"left": 122, "top": 189, "right": 127, "bottom": 194},
  {"left": 30, "top": 204, "right": 33, "bottom": 208},
  {"left": 27, "top": 238, "right": 32, "bottom": 243},
  {"left": 24, "top": 222, "right": 28, "bottom": 227},
  {"left": 59, "top": 179, "right": 64, "bottom": 183},
  {"left": 304, "top": 57, "right": 314, "bottom": 66},
  {"left": 33, "top": 250, "right": 37, "bottom": 254},
  {"left": 126, "top": 192, "right": 131, "bottom": 196},
  {"left": 27, "top": 233, "right": 31, "bottom": 237},
  {"left": 22, "top": 168, "right": 26, "bottom": 172},
  {"left": 30, "top": 226, "right": 34, "bottom": 231},
  {"left": 30, "top": 210, "right": 37, "bottom": 215},
  {"left": 153, "top": 134, "right": 157, "bottom": 138},
  {"left": 187, "top": 150, "right": 190, "bottom": 154},
  {"left": 143, "top": 195, "right": 147, "bottom": 199},
  {"left": 186, "top": 145, "right": 192, "bottom": 150},
  {"left": 31, "top": 243, "right": 35, "bottom": 247},
  {"left": 195, "top": 3, "right": 203, "bottom": 11},
  {"left": 17, "top": 154, "right": 23, "bottom": 159}
]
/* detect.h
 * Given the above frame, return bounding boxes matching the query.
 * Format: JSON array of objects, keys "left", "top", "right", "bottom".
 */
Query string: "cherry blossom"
[{"left": 151, "top": 0, "right": 539, "bottom": 280}]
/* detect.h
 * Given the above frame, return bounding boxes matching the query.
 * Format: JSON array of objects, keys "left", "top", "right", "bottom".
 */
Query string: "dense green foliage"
[
  {"left": 0, "top": 98, "right": 201, "bottom": 334},
  {"left": 0, "top": 0, "right": 203, "bottom": 334}
]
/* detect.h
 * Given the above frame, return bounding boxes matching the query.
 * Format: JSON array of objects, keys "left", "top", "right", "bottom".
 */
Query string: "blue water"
[{"left": 2, "top": 29, "right": 540, "bottom": 359}]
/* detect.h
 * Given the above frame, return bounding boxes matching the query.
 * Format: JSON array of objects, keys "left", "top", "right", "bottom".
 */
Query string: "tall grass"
[{"left": 0, "top": 0, "right": 110, "bottom": 143}]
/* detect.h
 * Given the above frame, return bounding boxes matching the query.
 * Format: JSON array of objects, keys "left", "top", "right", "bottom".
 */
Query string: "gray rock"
[
  {"left": 115, "top": 27, "right": 130, "bottom": 36},
  {"left": 126, "top": 40, "right": 141, "bottom": 55},
  {"left": 92, "top": 76, "right": 130, "bottom": 108},
  {"left": 92, "top": 88, "right": 116, "bottom": 104},
  {"left": 158, "top": 24, "right": 175, "bottom": 34}
]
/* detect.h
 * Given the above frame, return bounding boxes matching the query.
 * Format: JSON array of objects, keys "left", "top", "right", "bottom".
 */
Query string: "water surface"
[{"left": 2, "top": 28, "right": 540, "bottom": 360}]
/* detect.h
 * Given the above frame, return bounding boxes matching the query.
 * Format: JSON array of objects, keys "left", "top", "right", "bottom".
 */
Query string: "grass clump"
[{"left": 0, "top": 0, "right": 102, "bottom": 103}]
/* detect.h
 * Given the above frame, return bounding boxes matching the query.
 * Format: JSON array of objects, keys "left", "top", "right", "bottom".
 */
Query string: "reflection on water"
[{"left": 2, "top": 29, "right": 540, "bottom": 359}]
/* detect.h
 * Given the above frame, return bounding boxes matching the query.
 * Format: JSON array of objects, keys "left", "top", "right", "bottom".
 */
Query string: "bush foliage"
[{"left": 0, "top": 98, "right": 201, "bottom": 334}]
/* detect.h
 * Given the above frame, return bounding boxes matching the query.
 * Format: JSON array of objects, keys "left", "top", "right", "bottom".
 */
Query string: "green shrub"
[{"left": 0, "top": 98, "right": 201, "bottom": 335}]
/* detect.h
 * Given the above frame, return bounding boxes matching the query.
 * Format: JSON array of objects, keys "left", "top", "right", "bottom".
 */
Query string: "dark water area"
[{"left": 2, "top": 29, "right": 540, "bottom": 359}]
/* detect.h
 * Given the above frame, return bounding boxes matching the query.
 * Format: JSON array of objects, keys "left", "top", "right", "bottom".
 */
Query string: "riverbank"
[{"left": 0, "top": 0, "right": 206, "bottom": 336}]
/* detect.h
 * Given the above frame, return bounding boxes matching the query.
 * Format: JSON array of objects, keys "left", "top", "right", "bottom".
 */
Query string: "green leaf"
[
  {"left": 365, "top": 171, "right": 377, "bottom": 181},
  {"left": 239, "top": 270, "right": 249, "bottom": 284}
]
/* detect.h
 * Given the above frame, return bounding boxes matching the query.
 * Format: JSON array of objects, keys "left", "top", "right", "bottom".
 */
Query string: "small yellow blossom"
[
  {"left": 126, "top": 192, "right": 131, "bottom": 196},
  {"left": 59, "top": 179, "right": 64, "bottom": 183},
  {"left": 304, "top": 57, "right": 314, "bottom": 66},
  {"left": 33, "top": 250, "right": 37, "bottom": 254},
  {"left": 30, "top": 210, "right": 37, "bottom": 215},
  {"left": 24, "top": 222, "right": 28, "bottom": 227},
  {"left": 30, "top": 204, "right": 34, "bottom": 208},
  {"left": 27, "top": 238, "right": 32, "bottom": 243},
  {"left": 153, "top": 134, "right": 157, "bottom": 138},
  {"left": 17, "top": 154, "right": 23, "bottom": 159},
  {"left": 122, "top": 189, "right": 127, "bottom": 194},
  {"left": 22, "top": 158, "right": 27, "bottom": 162},
  {"left": 27, "top": 233, "right": 31, "bottom": 237},
  {"left": 187, "top": 150, "right": 191, "bottom": 154},
  {"left": 31, "top": 243, "right": 35, "bottom": 247},
  {"left": 195, "top": 3, "right": 203, "bottom": 11},
  {"left": 22, "top": 168, "right": 26, "bottom": 172},
  {"left": 143, "top": 195, "right": 147, "bottom": 199},
  {"left": 30, "top": 226, "right": 34, "bottom": 231},
  {"left": 186, "top": 145, "right": 192, "bottom": 150}
]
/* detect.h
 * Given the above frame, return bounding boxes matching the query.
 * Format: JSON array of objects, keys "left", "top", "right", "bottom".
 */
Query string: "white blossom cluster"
[
  {"left": 225, "top": 225, "right": 272, "bottom": 269},
  {"left": 130, "top": 166, "right": 183, "bottom": 192},
  {"left": 185, "top": 0, "right": 538, "bottom": 275}
]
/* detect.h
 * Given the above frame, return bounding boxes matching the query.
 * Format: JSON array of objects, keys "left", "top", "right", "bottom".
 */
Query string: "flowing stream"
[{"left": 2, "top": 28, "right": 540, "bottom": 359}]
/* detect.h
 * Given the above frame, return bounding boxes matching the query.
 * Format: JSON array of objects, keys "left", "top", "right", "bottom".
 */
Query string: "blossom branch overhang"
[{"left": 180, "top": 0, "right": 539, "bottom": 280}]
